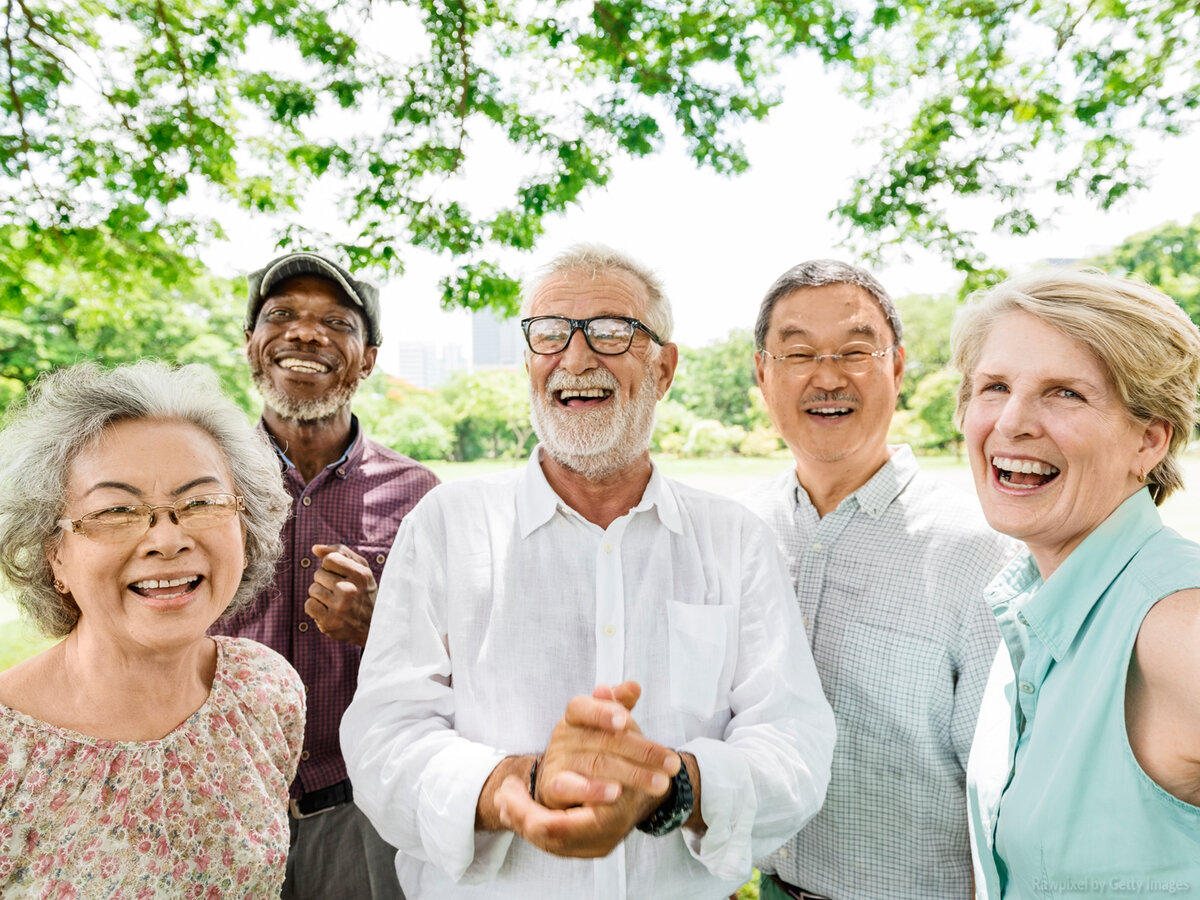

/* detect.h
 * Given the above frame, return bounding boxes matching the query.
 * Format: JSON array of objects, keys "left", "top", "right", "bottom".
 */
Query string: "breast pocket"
[{"left": 668, "top": 602, "right": 735, "bottom": 719}]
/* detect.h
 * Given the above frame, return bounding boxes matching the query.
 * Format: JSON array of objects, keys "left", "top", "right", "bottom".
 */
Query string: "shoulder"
[
  {"left": 213, "top": 636, "right": 304, "bottom": 705},
  {"left": 1135, "top": 588, "right": 1200, "bottom": 719},
  {"left": 358, "top": 436, "right": 441, "bottom": 489},
  {"left": 666, "top": 476, "right": 782, "bottom": 548},
  {"left": 896, "top": 469, "right": 1017, "bottom": 558}
]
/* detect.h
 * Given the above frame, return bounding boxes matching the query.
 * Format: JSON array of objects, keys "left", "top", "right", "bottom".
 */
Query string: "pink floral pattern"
[{"left": 0, "top": 637, "right": 304, "bottom": 898}]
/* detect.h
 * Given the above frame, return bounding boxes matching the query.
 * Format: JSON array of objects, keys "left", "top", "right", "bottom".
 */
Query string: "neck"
[
  {"left": 539, "top": 449, "right": 654, "bottom": 529},
  {"left": 262, "top": 406, "right": 355, "bottom": 483},
  {"left": 794, "top": 445, "right": 893, "bottom": 518},
  {"left": 47, "top": 629, "right": 217, "bottom": 740}
]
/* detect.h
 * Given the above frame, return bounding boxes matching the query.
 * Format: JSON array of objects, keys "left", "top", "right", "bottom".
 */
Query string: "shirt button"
[
  {"left": 1019, "top": 681, "right": 1035, "bottom": 693},
  {"left": 603, "top": 626, "right": 615, "bottom": 637},
  {"left": 298, "top": 622, "right": 309, "bottom": 632},
  {"left": 302, "top": 497, "right": 312, "bottom": 507},
  {"left": 376, "top": 554, "right": 386, "bottom": 564},
  {"left": 779, "top": 847, "right": 790, "bottom": 858},
  {"left": 1017, "top": 612, "right": 1028, "bottom": 625},
  {"left": 603, "top": 543, "right": 613, "bottom": 554},
  {"left": 811, "top": 542, "right": 823, "bottom": 552},
  {"left": 301, "top": 750, "right": 310, "bottom": 761},
  {"left": 336, "top": 468, "right": 346, "bottom": 477},
  {"left": 802, "top": 616, "right": 811, "bottom": 629},
  {"left": 300, "top": 558, "right": 311, "bottom": 568}
]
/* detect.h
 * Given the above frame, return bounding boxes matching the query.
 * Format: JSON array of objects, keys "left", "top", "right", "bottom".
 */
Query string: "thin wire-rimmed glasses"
[
  {"left": 57, "top": 493, "right": 246, "bottom": 544},
  {"left": 520, "top": 315, "right": 663, "bottom": 356},
  {"left": 760, "top": 342, "right": 896, "bottom": 376}
]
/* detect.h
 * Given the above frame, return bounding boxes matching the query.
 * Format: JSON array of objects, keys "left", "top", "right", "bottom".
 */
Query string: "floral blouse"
[{"left": 0, "top": 636, "right": 305, "bottom": 899}]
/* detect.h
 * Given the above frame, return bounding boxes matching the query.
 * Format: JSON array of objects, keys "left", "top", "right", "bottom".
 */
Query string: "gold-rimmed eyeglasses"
[
  {"left": 57, "top": 493, "right": 245, "bottom": 544},
  {"left": 760, "top": 342, "right": 896, "bottom": 376}
]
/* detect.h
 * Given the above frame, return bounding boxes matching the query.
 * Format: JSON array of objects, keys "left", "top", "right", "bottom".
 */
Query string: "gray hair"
[
  {"left": 0, "top": 361, "right": 291, "bottom": 636},
  {"left": 753, "top": 259, "right": 902, "bottom": 350},
  {"left": 521, "top": 243, "right": 674, "bottom": 344},
  {"left": 951, "top": 268, "right": 1200, "bottom": 505}
]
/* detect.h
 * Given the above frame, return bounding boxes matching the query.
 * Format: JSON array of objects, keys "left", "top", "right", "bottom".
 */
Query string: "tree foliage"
[
  {"left": 835, "top": 0, "right": 1200, "bottom": 285},
  {"left": 2, "top": 0, "right": 854, "bottom": 314},
  {"left": 1085, "top": 214, "right": 1200, "bottom": 326},
  {"left": 670, "top": 329, "right": 758, "bottom": 428},
  {"left": 0, "top": 227, "right": 252, "bottom": 409}
]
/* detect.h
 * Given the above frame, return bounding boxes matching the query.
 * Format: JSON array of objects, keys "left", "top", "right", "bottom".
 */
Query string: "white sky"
[{"left": 203, "top": 54, "right": 1200, "bottom": 370}]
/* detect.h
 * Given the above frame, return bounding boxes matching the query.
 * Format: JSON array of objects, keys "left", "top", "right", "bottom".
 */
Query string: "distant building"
[
  {"left": 392, "top": 340, "right": 468, "bottom": 388},
  {"left": 472, "top": 308, "right": 523, "bottom": 369}
]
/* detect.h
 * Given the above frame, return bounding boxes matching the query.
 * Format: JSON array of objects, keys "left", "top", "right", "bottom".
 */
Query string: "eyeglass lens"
[
  {"left": 70, "top": 493, "right": 242, "bottom": 543},
  {"left": 774, "top": 343, "right": 888, "bottom": 375},
  {"left": 526, "top": 317, "right": 635, "bottom": 355}
]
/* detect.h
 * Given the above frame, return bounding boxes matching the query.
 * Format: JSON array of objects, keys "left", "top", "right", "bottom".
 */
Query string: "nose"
[
  {"left": 557, "top": 327, "right": 599, "bottom": 374},
  {"left": 141, "top": 506, "right": 193, "bottom": 556},
  {"left": 993, "top": 390, "right": 1040, "bottom": 439},
  {"left": 806, "top": 354, "right": 849, "bottom": 389},
  {"left": 284, "top": 313, "right": 329, "bottom": 345}
]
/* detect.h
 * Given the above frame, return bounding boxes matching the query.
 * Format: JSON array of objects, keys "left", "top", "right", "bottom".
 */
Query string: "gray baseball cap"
[{"left": 245, "top": 251, "right": 383, "bottom": 346}]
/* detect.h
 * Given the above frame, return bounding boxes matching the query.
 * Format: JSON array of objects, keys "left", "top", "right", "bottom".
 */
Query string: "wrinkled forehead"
[
  {"left": 528, "top": 268, "right": 650, "bottom": 320},
  {"left": 769, "top": 283, "right": 894, "bottom": 345}
]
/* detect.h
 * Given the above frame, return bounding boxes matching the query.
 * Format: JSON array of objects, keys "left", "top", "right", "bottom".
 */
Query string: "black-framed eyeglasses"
[
  {"left": 760, "top": 342, "right": 896, "bottom": 376},
  {"left": 57, "top": 493, "right": 246, "bottom": 544},
  {"left": 520, "top": 315, "right": 663, "bottom": 356}
]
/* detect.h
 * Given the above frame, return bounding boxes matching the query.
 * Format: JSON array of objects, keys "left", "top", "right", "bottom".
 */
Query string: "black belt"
[
  {"left": 769, "top": 875, "right": 831, "bottom": 900},
  {"left": 290, "top": 779, "right": 353, "bottom": 819}
]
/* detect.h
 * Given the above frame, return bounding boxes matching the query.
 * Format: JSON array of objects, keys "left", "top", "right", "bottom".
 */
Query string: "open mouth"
[
  {"left": 130, "top": 575, "right": 203, "bottom": 601},
  {"left": 278, "top": 357, "right": 331, "bottom": 374},
  {"left": 992, "top": 455, "right": 1060, "bottom": 490},
  {"left": 555, "top": 387, "right": 613, "bottom": 408}
]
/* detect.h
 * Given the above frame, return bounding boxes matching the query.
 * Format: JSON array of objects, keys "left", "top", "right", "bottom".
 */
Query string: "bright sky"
[{"left": 204, "top": 54, "right": 1200, "bottom": 370}]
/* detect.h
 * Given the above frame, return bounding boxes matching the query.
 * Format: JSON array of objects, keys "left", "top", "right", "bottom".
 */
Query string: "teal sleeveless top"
[{"left": 968, "top": 489, "right": 1200, "bottom": 899}]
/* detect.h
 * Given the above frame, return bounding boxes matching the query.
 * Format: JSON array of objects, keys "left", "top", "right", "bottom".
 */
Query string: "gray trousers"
[{"left": 283, "top": 801, "right": 405, "bottom": 900}]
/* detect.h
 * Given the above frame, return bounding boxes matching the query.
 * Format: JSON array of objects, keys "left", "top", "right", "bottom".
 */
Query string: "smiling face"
[
  {"left": 526, "top": 268, "right": 677, "bottom": 482},
  {"left": 245, "top": 274, "right": 377, "bottom": 423},
  {"left": 756, "top": 283, "right": 904, "bottom": 498},
  {"left": 962, "top": 310, "right": 1169, "bottom": 577},
  {"left": 47, "top": 418, "right": 247, "bottom": 650}
]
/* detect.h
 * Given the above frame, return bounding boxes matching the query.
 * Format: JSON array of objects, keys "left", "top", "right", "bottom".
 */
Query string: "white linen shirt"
[{"left": 341, "top": 448, "right": 836, "bottom": 900}]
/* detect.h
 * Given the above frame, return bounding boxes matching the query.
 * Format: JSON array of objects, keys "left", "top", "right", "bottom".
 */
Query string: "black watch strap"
[{"left": 636, "top": 757, "right": 693, "bottom": 836}]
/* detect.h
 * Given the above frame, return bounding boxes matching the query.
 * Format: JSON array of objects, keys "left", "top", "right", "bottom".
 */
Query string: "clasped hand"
[
  {"left": 303, "top": 543, "right": 377, "bottom": 647},
  {"left": 495, "top": 682, "right": 680, "bottom": 858}
]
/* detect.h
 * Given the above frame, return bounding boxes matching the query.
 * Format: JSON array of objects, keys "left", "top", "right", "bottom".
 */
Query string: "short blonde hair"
[{"left": 951, "top": 268, "right": 1200, "bottom": 505}]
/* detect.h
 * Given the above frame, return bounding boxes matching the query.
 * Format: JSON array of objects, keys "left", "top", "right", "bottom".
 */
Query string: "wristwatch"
[{"left": 636, "top": 757, "right": 693, "bottom": 836}]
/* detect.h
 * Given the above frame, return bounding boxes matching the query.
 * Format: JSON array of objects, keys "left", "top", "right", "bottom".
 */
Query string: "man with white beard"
[{"left": 341, "top": 244, "right": 836, "bottom": 900}]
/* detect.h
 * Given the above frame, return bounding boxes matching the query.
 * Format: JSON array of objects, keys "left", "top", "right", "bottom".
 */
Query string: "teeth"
[
  {"left": 560, "top": 389, "right": 611, "bottom": 399},
  {"left": 811, "top": 407, "right": 851, "bottom": 415},
  {"left": 132, "top": 577, "right": 196, "bottom": 589},
  {"left": 279, "top": 358, "right": 330, "bottom": 373},
  {"left": 992, "top": 456, "right": 1059, "bottom": 476}
]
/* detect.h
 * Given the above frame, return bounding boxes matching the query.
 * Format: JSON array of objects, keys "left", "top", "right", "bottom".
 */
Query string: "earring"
[
  {"left": 53, "top": 578, "right": 68, "bottom": 594},
  {"left": 1137, "top": 468, "right": 1147, "bottom": 484}
]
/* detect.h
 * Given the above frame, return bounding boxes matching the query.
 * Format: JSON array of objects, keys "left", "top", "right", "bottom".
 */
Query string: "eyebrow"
[
  {"left": 776, "top": 323, "right": 880, "bottom": 342},
  {"left": 82, "top": 475, "right": 225, "bottom": 499}
]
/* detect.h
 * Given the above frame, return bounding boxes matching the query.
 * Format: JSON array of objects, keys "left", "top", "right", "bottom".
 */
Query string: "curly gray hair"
[{"left": 0, "top": 361, "right": 291, "bottom": 636}]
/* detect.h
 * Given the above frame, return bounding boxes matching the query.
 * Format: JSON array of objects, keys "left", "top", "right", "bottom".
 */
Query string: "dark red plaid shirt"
[{"left": 211, "top": 418, "right": 439, "bottom": 796}]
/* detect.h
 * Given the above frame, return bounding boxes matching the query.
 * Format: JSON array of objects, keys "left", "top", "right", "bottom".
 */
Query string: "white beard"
[
  {"left": 530, "top": 365, "right": 660, "bottom": 482},
  {"left": 251, "top": 366, "right": 359, "bottom": 424}
]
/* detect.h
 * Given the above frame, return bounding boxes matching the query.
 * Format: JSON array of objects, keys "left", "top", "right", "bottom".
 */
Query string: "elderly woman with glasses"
[
  {"left": 0, "top": 361, "right": 302, "bottom": 896},
  {"left": 951, "top": 270, "right": 1200, "bottom": 897}
]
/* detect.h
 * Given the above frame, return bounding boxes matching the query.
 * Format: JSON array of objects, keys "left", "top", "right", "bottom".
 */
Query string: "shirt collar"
[
  {"left": 792, "top": 444, "right": 920, "bottom": 518},
  {"left": 1016, "top": 488, "right": 1163, "bottom": 661},
  {"left": 260, "top": 415, "right": 364, "bottom": 475},
  {"left": 516, "top": 445, "right": 680, "bottom": 538}
]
